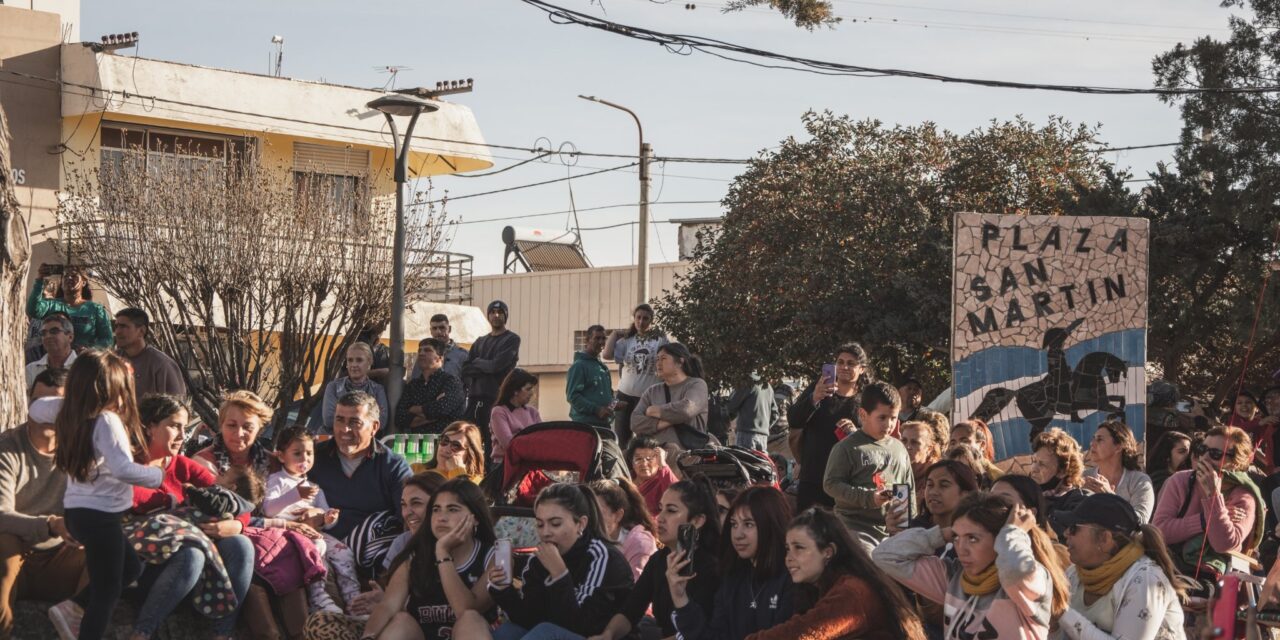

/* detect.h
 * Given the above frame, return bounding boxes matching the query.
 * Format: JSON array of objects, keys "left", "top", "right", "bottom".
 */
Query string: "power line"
[
  {"left": 524, "top": 0, "right": 1279, "bottom": 95},
  {"left": 827, "top": 0, "right": 1231, "bottom": 33},
  {"left": 421, "top": 162, "right": 638, "bottom": 205},
  {"left": 456, "top": 199, "right": 721, "bottom": 225}
]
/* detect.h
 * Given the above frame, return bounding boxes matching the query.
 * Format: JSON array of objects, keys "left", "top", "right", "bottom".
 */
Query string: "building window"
[
  {"left": 293, "top": 171, "right": 366, "bottom": 224},
  {"left": 99, "top": 124, "right": 254, "bottom": 183}
]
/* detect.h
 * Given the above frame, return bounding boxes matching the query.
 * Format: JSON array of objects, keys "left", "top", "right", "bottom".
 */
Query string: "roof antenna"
[
  {"left": 374, "top": 65, "right": 413, "bottom": 90},
  {"left": 270, "top": 36, "right": 284, "bottom": 77}
]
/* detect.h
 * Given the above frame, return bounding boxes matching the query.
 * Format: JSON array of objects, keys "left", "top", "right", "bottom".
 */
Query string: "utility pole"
[{"left": 579, "top": 95, "right": 650, "bottom": 305}]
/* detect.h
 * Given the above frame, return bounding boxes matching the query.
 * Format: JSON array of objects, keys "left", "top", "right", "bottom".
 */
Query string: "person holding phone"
[
  {"left": 358, "top": 478, "right": 497, "bottom": 640},
  {"left": 788, "top": 343, "right": 871, "bottom": 511},
  {"left": 588, "top": 476, "right": 721, "bottom": 640},
  {"left": 1151, "top": 425, "right": 1264, "bottom": 576},
  {"left": 822, "top": 381, "right": 913, "bottom": 552},
  {"left": 459, "top": 483, "right": 633, "bottom": 639},
  {"left": 669, "top": 486, "right": 794, "bottom": 640}
]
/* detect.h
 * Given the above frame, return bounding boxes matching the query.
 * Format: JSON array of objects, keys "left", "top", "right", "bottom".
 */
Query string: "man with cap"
[
  {"left": 0, "top": 397, "right": 86, "bottom": 637},
  {"left": 1055, "top": 493, "right": 1186, "bottom": 640},
  {"left": 461, "top": 300, "right": 521, "bottom": 459}
]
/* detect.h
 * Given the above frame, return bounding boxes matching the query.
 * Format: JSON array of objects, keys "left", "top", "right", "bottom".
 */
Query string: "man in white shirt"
[{"left": 25, "top": 314, "right": 76, "bottom": 392}]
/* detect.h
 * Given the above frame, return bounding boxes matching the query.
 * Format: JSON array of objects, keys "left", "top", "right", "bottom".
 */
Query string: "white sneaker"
[{"left": 47, "top": 600, "right": 83, "bottom": 640}]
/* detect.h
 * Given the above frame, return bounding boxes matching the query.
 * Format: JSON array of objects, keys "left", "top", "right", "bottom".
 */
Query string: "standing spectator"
[
  {"left": 630, "top": 343, "right": 711, "bottom": 464},
  {"left": 309, "top": 392, "right": 413, "bottom": 572},
  {"left": 1147, "top": 431, "right": 1193, "bottom": 499},
  {"left": 1030, "top": 428, "right": 1087, "bottom": 522},
  {"left": 408, "top": 314, "right": 470, "bottom": 381},
  {"left": 113, "top": 308, "right": 187, "bottom": 399},
  {"left": 27, "top": 265, "right": 113, "bottom": 351},
  {"left": 898, "top": 378, "right": 926, "bottom": 423},
  {"left": 25, "top": 314, "right": 76, "bottom": 391},
  {"left": 0, "top": 397, "right": 85, "bottom": 639},
  {"left": 874, "top": 493, "right": 1070, "bottom": 640},
  {"left": 604, "top": 304, "right": 669, "bottom": 447},
  {"left": 1082, "top": 419, "right": 1155, "bottom": 523},
  {"left": 54, "top": 350, "right": 165, "bottom": 640},
  {"left": 461, "top": 300, "right": 521, "bottom": 459},
  {"left": 1228, "top": 390, "right": 1270, "bottom": 471},
  {"left": 323, "top": 342, "right": 390, "bottom": 433},
  {"left": 949, "top": 419, "right": 1004, "bottom": 487},
  {"left": 1152, "top": 425, "right": 1264, "bottom": 576},
  {"left": 566, "top": 325, "right": 614, "bottom": 428},
  {"left": 789, "top": 343, "right": 871, "bottom": 511},
  {"left": 628, "top": 436, "right": 678, "bottom": 516},
  {"left": 725, "top": 376, "right": 777, "bottom": 452},
  {"left": 489, "top": 369, "right": 541, "bottom": 466},
  {"left": 394, "top": 339, "right": 465, "bottom": 434},
  {"left": 1056, "top": 494, "right": 1188, "bottom": 640},
  {"left": 823, "top": 381, "right": 913, "bottom": 551}
]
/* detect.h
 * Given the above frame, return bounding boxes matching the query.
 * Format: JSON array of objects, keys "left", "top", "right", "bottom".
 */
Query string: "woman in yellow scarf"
[{"left": 1057, "top": 493, "right": 1190, "bottom": 639}]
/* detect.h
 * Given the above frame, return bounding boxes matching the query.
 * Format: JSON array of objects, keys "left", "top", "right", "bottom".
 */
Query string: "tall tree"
[
  {"left": 0, "top": 104, "right": 31, "bottom": 427},
  {"left": 1146, "top": 0, "right": 1280, "bottom": 404},
  {"left": 655, "top": 112, "right": 1126, "bottom": 390}
]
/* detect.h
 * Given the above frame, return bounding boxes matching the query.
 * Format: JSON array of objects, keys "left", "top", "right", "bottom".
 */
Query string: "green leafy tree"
[
  {"left": 1146, "top": 0, "right": 1280, "bottom": 405},
  {"left": 656, "top": 112, "right": 1127, "bottom": 391}
]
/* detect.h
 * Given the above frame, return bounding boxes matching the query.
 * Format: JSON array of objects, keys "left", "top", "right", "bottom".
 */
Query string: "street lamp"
[
  {"left": 367, "top": 92, "right": 438, "bottom": 424},
  {"left": 579, "top": 95, "right": 652, "bottom": 306}
]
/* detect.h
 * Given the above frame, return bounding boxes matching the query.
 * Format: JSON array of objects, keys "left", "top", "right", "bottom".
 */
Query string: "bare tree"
[
  {"left": 0, "top": 104, "right": 32, "bottom": 428},
  {"left": 57, "top": 149, "right": 453, "bottom": 424}
]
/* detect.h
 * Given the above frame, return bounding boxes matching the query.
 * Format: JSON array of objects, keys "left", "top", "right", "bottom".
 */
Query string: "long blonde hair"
[
  {"left": 428, "top": 421, "right": 485, "bottom": 477},
  {"left": 55, "top": 350, "right": 148, "bottom": 482}
]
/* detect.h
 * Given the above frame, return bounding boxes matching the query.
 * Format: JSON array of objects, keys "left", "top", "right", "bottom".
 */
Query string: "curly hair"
[
  {"left": 1031, "top": 428, "right": 1084, "bottom": 488},
  {"left": 218, "top": 390, "right": 273, "bottom": 431},
  {"left": 1206, "top": 425, "right": 1253, "bottom": 472}
]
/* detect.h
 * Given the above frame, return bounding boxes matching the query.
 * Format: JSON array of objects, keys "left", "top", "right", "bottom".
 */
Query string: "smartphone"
[
  {"left": 494, "top": 539, "right": 513, "bottom": 584},
  {"left": 893, "top": 483, "right": 912, "bottom": 518},
  {"left": 677, "top": 524, "right": 698, "bottom": 577},
  {"left": 821, "top": 363, "right": 836, "bottom": 384}
]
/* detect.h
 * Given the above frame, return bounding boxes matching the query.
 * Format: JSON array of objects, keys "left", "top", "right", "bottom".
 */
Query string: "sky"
[{"left": 80, "top": 0, "right": 1242, "bottom": 275}]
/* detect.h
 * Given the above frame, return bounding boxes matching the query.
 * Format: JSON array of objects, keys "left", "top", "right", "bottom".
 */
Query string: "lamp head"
[{"left": 367, "top": 93, "right": 438, "bottom": 117}]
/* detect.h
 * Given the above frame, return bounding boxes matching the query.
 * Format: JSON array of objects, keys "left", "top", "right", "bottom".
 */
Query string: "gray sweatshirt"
[
  {"left": 630, "top": 377, "right": 709, "bottom": 448},
  {"left": 0, "top": 427, "right": 68, "bottom": 551}
]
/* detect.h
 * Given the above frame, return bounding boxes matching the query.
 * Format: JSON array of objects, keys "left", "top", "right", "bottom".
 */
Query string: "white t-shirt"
[
  {"left": 614, "top": 333, "right": 669, "bottom": 397},
  {"left": 263, "top": 469, "right": 331, "bottom": 522}
]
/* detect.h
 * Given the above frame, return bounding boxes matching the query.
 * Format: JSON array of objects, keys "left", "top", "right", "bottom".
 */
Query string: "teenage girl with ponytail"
[
  {"left": 457, "top": 483, "right": 634, "bottom": 639},
  {"left": 588, "top": 475, "right": 721, "bottom": 640},
  {"left": 874, "top": 491, "right": 1069, "bottom": 640}
]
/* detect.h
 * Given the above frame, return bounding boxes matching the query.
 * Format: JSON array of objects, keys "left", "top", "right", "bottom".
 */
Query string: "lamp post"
[
  {"left": 579, "top": 95, "right": 651, "bottom": 305},
  {"left": 366, "top": 93, "right": 438, "bottom": 423}
]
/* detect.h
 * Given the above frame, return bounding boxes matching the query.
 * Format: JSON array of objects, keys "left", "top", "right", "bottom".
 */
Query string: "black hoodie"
[{"left": 490, "top": 535, "right": 634, "bottom": 636}]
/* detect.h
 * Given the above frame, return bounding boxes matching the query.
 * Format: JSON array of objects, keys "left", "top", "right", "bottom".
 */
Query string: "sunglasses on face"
[
  {"left": 1192, "top": 443, "right": 1235, "bottom": 462},
  {"left": 439, "top": 438, "right": 466, "bottom": 450}
]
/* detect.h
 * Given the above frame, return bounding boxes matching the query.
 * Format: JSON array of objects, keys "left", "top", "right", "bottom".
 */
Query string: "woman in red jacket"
[{"left": 748, "top": 508, "right": 926, "bottom": 640}]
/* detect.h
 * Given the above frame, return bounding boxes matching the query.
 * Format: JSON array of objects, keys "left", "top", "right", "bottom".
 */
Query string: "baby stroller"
[
  {"left": 486, "top": 421, "right": 629, "bottom": 552},
  {"left": 675, "top": 445, "right": 778, "bottom": 490}
]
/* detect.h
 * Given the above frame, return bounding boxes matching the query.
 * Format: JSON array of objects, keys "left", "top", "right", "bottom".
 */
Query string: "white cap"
[{"left": 27, "top": 396, "right": 63, "bottom": 424}]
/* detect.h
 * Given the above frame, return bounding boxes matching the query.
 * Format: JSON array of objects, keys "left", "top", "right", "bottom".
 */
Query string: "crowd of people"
[{"left": 9, "top": 268, "right": 1280, "bottom": 640}]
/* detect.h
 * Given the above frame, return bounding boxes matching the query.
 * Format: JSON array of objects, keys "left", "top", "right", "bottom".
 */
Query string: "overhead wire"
[{"left": 522, "top": 0, "right": 1280, "bottom": 95}]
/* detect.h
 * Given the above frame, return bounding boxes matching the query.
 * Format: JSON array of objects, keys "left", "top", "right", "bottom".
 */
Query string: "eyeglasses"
[{"left": 439, "top": 438, "right": 466, "bottom": 450}]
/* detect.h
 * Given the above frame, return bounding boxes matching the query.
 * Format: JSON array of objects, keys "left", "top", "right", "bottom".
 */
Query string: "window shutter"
[{"left": 293, "top": 142, "right": 369, "bottom": 176}]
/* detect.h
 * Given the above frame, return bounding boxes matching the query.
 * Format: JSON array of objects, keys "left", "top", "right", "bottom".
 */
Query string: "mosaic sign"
[{"left": 951, "top": 212, "right": 1149, "bottom": 459}]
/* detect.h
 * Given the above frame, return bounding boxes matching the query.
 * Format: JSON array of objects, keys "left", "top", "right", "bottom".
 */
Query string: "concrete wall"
[{"left": 471, "top": 262, "right": 689, "bottom": 421}]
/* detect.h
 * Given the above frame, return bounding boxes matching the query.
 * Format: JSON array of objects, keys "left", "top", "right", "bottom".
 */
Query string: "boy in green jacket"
[{"left": 567, "top": 325, "right": 614, "bottom": 428}]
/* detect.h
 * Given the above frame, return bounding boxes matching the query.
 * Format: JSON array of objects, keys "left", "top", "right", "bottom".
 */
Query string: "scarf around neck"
[
  {"left": 960, "top": 562, "right": 1000, "bottom": 596},
  {"left": 212, "top": 433, "right": 271, "bottom": 477},
  {"left": 1078, "top": 540, "right": 1143, "bottom": 597}
]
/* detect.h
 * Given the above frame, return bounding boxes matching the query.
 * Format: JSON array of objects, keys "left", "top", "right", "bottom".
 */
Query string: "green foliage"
[
  {"left": 722, "top": 0, "right": 840, "bottom": 30},
  {"left": 1144, "top": 0, "right": 1280, "bottom": 403},
  {"left": 655, "top": 112, "right": 1122, "bottom": 391}
]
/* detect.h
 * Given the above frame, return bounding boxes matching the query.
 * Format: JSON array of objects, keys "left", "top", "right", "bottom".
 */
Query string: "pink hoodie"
[{"left": 1151, "top": 469, "right": 1257, "bottom": 553}]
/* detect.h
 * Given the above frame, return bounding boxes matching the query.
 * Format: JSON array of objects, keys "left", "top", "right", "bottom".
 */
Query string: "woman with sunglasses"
[
  {"left": 418, "top": 421, "right": 486, "bottom": 482},
  {"left": 1151, "top": 425, "right": 1265, "bottom": 575},
  {"left": 1057, "top": 493, "right": 1188, "bottom": 640}
]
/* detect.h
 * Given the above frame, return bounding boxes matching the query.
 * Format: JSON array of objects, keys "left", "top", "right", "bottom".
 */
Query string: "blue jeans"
[
  {"left": 734, "top": 431, "right": 768, "bottom": 451},
  {"left": 492, "top": 621, "right": 586, "bottom": 640},
  {"left": 65, "top": 507, "right": 140, "bottom": 640},
  {"left": 132, "top": 534, "right": 254, "bottom": 637}
]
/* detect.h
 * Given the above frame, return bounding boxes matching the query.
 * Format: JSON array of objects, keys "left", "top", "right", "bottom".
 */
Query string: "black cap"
[
  {"left": 1052, "top": 493, "right": 1139, "bottom": 536},
  {"left": 487, "top": 300, "right": 509, "bottom": 315}
]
